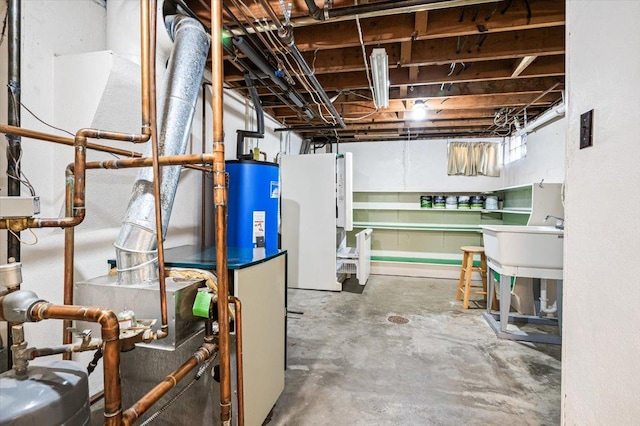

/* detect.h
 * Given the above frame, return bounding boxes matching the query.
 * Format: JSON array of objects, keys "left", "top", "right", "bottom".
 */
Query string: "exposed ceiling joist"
[{"left": 186, "top": 0, "right": 566, "bottom": 140}]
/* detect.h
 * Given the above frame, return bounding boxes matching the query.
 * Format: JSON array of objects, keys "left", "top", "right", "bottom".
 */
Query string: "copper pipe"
[
  {"left": 91, "top": 390, "right": 106, "bottom": 406},
  {"left": 0, "top": 127, "right": 190, "bottom": 231},
  {"left": 0, "top": 124, "right": 143, "bottom": 157},
  {"left": 29, "top": 339, "right": 103, "bottom": 359},
  {"left": 230, "top": 297, "right": 244, "bottom": 426},
  {"left": 145, "top": 0, "right": 169, "bottom": 339},
  {"left": 62, "top": 167, "right": 74, "bottom": 360},
  {"left": 83, "top": 153, "right": 214, "bottom": 170},
  {"left": 212, "top": 0, "right": 232, "bottom": 423},
  {"left": 140, "top": 0, "right": 151, "bottom": 135},
  {"left": 27, "top": 302, "right": 122, "bottom": 425},
  {"left": 201, "top": 84, "right": 208, "bottom": 250},
  {"left": 0, "top": 123, "right": 211, "bottom": 173},
  {"left": 121, "top": 343, "right": 217, "bottom": 426}
]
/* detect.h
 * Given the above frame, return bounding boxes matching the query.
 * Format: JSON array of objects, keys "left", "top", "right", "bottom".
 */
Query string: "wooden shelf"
[
  {"left": 353, "top": 221, "right": 482, "bottom": 232},
  {"left": 348, "top": 184, "right": 562, "bottom": 276},
  {"left": 354, "top": 202, "right": 486, "bottom": 211},
  {"left": 353, "top": 202, "right": 530, "bottom": 215}
]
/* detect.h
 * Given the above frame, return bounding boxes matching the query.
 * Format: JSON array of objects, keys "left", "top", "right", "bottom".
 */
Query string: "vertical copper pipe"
[
  {"left": 211, "top": 0, "right": 232, "bottom": 423},
  {"left": 28, "top": 303, "right": 122, "bottom": 425},
  {"left": 62, "top": 169, "right": 75, "bottom": 360},
  {"left": 200, "top": 84, "right": 207, "bottom": 250},
  {"left": 230, "top": 297, "right": 244, "bottom": 426},
  {"left": 146, "top": 0, "right": 169, "bottom": 338},
  {"left": 140, "top": 0, "right": 151, "bottom": 135}
]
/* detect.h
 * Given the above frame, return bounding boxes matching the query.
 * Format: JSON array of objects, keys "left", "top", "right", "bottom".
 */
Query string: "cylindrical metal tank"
[
  {"left": 226, "top": 160, "right": 279, "bottom": 250},
  {"left": 0, "top": 360, "right": 90, "bottom": 426}
]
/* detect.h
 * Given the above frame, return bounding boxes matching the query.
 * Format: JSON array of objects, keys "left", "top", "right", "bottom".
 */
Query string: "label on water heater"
[
  {"left": 253, "top": 211, "right": 266, "bottom": 247},
  {"left": 270, "top": 181, "right": 279, "bottom": 198}
]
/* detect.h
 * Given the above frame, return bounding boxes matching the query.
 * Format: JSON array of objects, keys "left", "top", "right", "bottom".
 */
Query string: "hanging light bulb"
[{"left": 411, "top": 100, "right": 427, "bottom": 120}]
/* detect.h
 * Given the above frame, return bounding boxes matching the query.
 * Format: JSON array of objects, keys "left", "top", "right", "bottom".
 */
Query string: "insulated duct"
[
  {"left": 521, "top": 103, "right": 566, "bottom": 134},
  {"left": 236, "top": 75, "right": 265, "bottom": 160},
  {"left": 115, "top": 14, "right": 210, "bottom": 285}
]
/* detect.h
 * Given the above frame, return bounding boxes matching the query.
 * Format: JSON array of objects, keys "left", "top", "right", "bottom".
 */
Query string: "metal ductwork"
[{"left": 115, "top": 14, "right": 210, "bottom": 285}]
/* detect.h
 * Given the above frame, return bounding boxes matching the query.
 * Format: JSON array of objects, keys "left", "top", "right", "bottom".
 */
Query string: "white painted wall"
[
  {"left": 0, "top": 0, "right": 300, "bottom": 394},
  {"left": 336, "top": 138, "right": 505, "bottom": 192},
  {"left": 502, "top": 117, "right": 566, "bottom": 187},
  {"left": 563, "top": 1, "right": 640, "bottom": 424}
]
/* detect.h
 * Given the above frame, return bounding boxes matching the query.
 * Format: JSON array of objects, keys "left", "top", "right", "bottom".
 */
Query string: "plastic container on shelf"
[
  {"left": 458, "top": 196, "right": 470, "bottom": 209},
  {"left": 470, "top": 195, "right": 484, "bottom": 209},
  {"left": 485, "top": 195, "right": 498, "bottom": 210},
  {"left": 433, "top": 195, "right": 446, "bottom": 209},
  {"left": 420, "top": 195, "right": 432, "bottom": 208},
  {"left": 445, "top": 196, "right": 458, "bottom": 209}
]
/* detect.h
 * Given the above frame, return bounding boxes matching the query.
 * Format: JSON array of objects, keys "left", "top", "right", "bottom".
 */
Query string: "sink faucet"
[{"left": 544, "top": 215, "right": 564, "bottom": 230}]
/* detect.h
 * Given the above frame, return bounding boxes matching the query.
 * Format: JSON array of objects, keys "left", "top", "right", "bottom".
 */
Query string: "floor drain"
[{"left": 387, "top": 315, "right": 409, "bottom": 324}]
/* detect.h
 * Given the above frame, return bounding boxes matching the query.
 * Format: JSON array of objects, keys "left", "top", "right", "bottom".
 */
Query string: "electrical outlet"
[{"left": 580, "top": 109, "right": 594, "bottom": 149}]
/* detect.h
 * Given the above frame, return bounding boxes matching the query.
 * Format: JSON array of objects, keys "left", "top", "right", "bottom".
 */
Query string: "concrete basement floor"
[{"left": 266, "top": 275, "right": 561, "bottom": 425}]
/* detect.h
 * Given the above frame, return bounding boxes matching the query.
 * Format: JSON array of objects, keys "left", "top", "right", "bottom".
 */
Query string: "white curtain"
[{"left": 448, "top": 142, "right": 500, "bottom": 177}]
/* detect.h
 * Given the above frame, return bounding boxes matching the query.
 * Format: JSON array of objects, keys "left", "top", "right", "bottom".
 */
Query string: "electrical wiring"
[
  {"left": 9, "top": 88, "right": 75, "bottom": 137},
  {"left": 343, "top": 109, "right": 378, "bottom": 121},
  {"left": 254, "top": 17, "right": 335, "bottom": 124},
  {"left": 6, "top": 148, "right": 36, "bottom": 196},
  {"left": 9, "top": 228, "right": 38, "bottom": 246},
  {"left": 354, "top": 7, "right": 377, "bottom": 115},
  {"left": 230, "top": 0, "right": 340, "bottom": 125},
  {"left": 0, "top": 5, "right": 7, "bottom": 47}
]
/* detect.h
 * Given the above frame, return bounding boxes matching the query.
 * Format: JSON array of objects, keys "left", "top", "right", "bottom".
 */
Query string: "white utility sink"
[{"left": 481, "top": 225, "right": 564, "bottom": 271}]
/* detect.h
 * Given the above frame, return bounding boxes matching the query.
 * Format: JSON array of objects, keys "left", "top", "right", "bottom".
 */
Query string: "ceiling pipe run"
[
  {"left": 276, "top": 25, "right": 346, "bottom": 128},
  {"left": 230, "top": 36, "right": 313, "bottom": 117},
  {"left": 236, "top": 75, "right": 265, "bottom": 160},
  {"left": 114, "top": 14, "right": 210, "bottom": 286},
  {"left": 520, "top": 102, "right": 565, "bottom": 134},
  {"left": 303, "top": 0, "right": 502, "bottom": 21}
]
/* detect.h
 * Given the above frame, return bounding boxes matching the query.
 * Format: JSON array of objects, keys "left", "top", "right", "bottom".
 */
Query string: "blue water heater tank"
[{"left": 226, "top": 160, "right": 279, "bottom": 249}]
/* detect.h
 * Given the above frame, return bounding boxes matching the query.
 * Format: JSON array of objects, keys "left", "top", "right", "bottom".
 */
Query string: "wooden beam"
[
  {"left": 416, "top": 0, "right": 565, "bottom": 40},
  {"left": 285, "top": 1, "right": 564, "bottom": 52},
  {"left": 409, "top": 66, "right": 419, "bottom": 82},
  {"left": 299, "top": 27, "right": 565, "bottom": 74},
  {"left": 345, "top": 118, "right": 496, "bottom": 130},
  {"left": 266, "top": 93, "right": 560, "bottom": 117},
  {"left": 225, "top": 54, "right": 565, "bottom": 86},
  {"left": 400, "top": 41, "right": 412, "bottom": 66},
  {"left": 511, "top": 55, "right": 538, "bottom": 77},
  {"left": 414, "top": 11, "right": 429, "bottom": 37},
  {"left": 392, "top": 76, "right": 564, "bottom": 100},
  {"left": 298, "top": 55, "right": 565, "bottom": 91}
]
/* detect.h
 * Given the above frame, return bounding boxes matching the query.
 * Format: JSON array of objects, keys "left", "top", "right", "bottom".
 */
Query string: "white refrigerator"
[{"left": 280, "top": 153, "right": 353, "bottom": 291}]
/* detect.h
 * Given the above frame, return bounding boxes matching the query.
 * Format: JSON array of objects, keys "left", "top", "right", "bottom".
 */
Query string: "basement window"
[{"left": 503, "top": 133, "right": 527, "bottom": 165}]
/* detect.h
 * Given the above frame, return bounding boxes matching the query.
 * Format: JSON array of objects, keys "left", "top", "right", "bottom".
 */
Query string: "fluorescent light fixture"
[
  {"left": 411, "top": 99, "right": 427, "bottom": 120},
  {"left": 370, "top": 48, "right": 389, "bottom": 109}
]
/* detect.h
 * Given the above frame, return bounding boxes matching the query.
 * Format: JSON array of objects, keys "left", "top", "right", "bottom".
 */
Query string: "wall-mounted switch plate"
[{"left": 580, "top": 109, "right": 594, "bottom": 149}]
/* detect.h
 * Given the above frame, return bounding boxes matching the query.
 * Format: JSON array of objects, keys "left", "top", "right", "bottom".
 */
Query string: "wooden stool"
[{"left": 456, "top": 246, "right": 496, "bottom": 309}]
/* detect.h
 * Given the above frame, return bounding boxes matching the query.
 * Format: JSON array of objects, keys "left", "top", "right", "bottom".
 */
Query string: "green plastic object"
[
  {"left": 493, "top": 271, "right": 516, "bottom": 290},
  {"left": 192, "top": 291, "right": 213, "bottom": 318}
]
